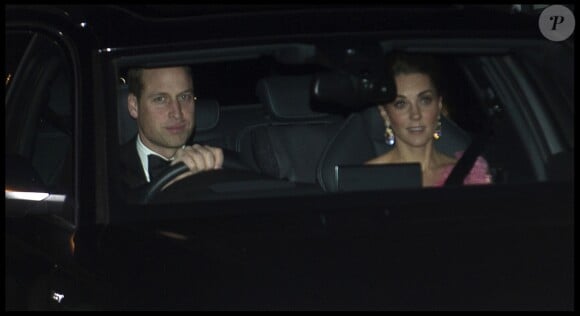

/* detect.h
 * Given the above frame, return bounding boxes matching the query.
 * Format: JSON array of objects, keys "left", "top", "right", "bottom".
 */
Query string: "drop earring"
[
  {"left": 385, "top": 122, "right": 395, "bottom": 146},
  {"left": 433, "top": 116, "right": 442, "bottom": 140}
]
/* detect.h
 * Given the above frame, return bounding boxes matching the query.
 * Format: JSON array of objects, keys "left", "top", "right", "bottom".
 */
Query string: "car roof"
[{"left": 7, "top": 5, "right": 542, "bottom": 50}]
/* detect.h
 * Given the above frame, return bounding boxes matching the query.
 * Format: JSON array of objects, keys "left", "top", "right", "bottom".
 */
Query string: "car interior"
[
  {"left": 112, "top": 40, "right": 570, "bottom": 203},
  {"left": 236, "top": 74, "right": 345, "bottom": 183}
]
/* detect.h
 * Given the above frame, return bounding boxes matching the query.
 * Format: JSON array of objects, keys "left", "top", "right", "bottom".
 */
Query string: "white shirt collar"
[{"left": 136, "top": 135, "right": 169, "bottom": 183}]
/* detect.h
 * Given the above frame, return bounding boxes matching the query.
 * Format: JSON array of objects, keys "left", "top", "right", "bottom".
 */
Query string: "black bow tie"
[{"left": 148, "top": 154, "right": 171, "bottom": 182}]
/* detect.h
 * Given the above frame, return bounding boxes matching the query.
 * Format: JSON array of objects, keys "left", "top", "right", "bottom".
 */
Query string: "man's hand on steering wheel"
[
  {"left": 138, "top": 147, "right": 251, "bottom": 204},
  {"left": 165, "top": 144, "right": 224, "bottom": 189}
]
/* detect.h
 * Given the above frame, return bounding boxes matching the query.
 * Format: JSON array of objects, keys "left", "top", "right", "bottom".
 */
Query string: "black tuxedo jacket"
[
  {"left": 119, "top": 136, "right": 148, "bottom": 189},
  {"left": 119, "top": 136, "right": 248, "bottom": 192}
]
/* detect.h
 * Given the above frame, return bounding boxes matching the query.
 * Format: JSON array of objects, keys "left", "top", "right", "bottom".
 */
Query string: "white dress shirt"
[{"left": 135, "top": 135, "right": 170, "bottom": 183}]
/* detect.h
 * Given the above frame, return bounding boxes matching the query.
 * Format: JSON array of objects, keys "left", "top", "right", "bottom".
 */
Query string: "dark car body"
[{"left": 5, "top": 5, "right": 574, "bottom": 310}]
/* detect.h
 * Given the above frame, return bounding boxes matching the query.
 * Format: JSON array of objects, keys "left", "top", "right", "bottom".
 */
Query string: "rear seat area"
[{"left": 235, "top": 75, "right": 345, "bottom": 183}]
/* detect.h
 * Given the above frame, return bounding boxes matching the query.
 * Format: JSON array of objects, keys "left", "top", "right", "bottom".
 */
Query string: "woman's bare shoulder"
[
  {"left": 365, "top": 152, "right": 392, "bottom": 165},
  {"left": 437, "top": 152, "right": 457, "bottom": 167}
]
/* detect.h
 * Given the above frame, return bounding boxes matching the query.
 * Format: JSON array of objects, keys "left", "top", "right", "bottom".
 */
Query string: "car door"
[{"left": 5, "top": 19, "right": 108, "bottom": 310}]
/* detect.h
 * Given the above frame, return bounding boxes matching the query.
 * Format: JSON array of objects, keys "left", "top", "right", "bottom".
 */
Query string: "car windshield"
[{"left": 109, "top": 34, "right": 573, "bottom": 208}]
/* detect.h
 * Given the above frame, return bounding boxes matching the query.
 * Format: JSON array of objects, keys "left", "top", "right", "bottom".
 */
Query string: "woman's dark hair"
[
  {"left": 387, "top": 53, "right": 443, "bottom": 93},
  {"left": 127, "top": 66, "right": 193, "bottom": 100}
]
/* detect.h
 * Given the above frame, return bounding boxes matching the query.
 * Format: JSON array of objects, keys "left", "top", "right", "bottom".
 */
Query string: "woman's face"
[{"left": 380, "top": 72, "right": 442, "bottom": 148}]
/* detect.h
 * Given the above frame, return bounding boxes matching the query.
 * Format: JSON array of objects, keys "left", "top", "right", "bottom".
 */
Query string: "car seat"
[{"left": 236, "top": 75, "right": 344, "bottom": 183}]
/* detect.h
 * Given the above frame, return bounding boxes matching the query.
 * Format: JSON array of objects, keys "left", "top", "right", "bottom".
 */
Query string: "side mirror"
[{"left": 5, "top": 154, "right": 66, "bottom": 217}]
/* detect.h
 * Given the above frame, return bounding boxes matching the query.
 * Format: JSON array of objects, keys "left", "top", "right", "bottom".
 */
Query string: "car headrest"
[
  {"left": 195, "top": 99, "right": 220, "bottom": 132},
  {"left": 256, "top": 75, "right": 329, "bottom": 121},
  {"left": 117, "top": 84, "right": 220, "bottom": 145}
]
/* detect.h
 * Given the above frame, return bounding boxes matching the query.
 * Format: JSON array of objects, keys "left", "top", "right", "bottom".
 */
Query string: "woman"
[{"left": 366, "top": 53, "right": 492, "bottom": 187}]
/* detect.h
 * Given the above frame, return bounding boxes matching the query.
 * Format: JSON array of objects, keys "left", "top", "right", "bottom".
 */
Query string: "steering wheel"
[
  {"left": 135, "top": 149, "right": 253, "bottom": 204},
  {"left": 141, "top": 162, "right": 190, "bottom": 203}
]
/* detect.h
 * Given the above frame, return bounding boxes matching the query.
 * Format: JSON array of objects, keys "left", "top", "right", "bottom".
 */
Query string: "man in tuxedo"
[{"left": 120, "top": 66, "right": 224, "bottom": 190}]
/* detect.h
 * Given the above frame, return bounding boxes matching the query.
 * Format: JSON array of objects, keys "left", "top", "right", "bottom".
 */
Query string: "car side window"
[
  {"left": 5, "top": 31, "right": 75, "bottom": 224},
  {"left": 5, "top": 31, "right": 32, "bottom": 89}
]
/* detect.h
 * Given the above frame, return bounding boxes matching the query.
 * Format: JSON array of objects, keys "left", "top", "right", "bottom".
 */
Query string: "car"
[{"left": 5, "top": 4, "right": 574, "bottom": 310}]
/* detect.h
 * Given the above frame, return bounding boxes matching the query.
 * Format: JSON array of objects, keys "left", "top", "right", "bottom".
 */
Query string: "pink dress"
[{"left": 434, "top": 152, "right": 492, "bottom": 187}]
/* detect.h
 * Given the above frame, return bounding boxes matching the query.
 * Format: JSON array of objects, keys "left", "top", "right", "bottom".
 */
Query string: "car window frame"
[
  {"left": 5, "top": 25, "right": 78, "bottom": 227},
  {"left": 103, "top": 36, "right": 574, "bottom": 222}
]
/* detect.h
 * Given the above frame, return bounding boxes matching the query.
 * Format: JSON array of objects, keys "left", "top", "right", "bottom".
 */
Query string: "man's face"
[{"left": 128, "top": 67, "right": 195, "bottom": 157}]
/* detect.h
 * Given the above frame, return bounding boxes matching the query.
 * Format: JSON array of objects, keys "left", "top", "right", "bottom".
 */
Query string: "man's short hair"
[{"left": 127, "top": 66, "right": 193, "bottom": 100}]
